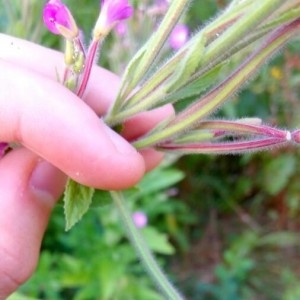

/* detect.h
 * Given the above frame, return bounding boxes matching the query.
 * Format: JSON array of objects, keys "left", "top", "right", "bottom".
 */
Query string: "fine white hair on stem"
[{"left": 286, "top": 130, "right": 292, "bottom": 141}]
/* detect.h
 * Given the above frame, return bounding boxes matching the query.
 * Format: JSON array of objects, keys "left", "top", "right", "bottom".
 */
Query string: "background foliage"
[{"left": 2, "top": 0, "right": 300, "bottom": 299}]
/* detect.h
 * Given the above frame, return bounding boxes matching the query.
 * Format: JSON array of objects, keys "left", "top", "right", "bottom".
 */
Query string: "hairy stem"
[{"left": 110, "top": 191, "right": 184, "bottom": 300}]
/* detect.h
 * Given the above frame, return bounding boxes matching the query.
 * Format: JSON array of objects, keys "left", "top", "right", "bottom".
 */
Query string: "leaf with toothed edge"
[{"left": 63, "top": 178, "right": 95, "bottom": 231}]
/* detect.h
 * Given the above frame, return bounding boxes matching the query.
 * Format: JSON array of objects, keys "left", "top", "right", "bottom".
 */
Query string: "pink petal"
[{"left": 43, "top": 0, "right": 72, "bottom": 34}]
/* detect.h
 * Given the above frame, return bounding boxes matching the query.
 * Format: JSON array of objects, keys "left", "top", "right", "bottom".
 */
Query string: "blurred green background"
[{"left": 2, "top": 0, "right": 300, "bottom": 299}]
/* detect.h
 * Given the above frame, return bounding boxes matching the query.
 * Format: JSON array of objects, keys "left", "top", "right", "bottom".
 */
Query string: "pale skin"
[{"left": 0, "top": 34, "right": 174, "bottom": 298}]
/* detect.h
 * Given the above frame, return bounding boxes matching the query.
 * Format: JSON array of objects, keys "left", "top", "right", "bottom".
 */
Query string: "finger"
[
  {"left": 139, "top": 148, "right": 165, "bottom": 172},
  {"left": 122, "top": 104, "right": 175, "bottom": 141},
  {"left": 0, "top": 60, "right": 145, "bottom": 190},
  {"left": 0, "top": 34, "right": 174, "bottom": 173},
  {"left": 0, "top": 34, "right": 119, "bottom": 115},
  {"left": 122, "top": 104, "right": 175, "bottom": 171},
  {"left": 0, "top": 148, "right": 65, "bottom": 298}
]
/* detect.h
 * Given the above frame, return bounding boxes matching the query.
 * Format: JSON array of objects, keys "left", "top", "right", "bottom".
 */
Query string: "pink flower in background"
[
  {"left": 169, "top": 24, "right": 189, "bottom": 50},
  {"left": 94, "top": 0, "right": 133, "bottom": 38},
  {"left": 43, "top": 0, "right": 75, "bottom": 35},
  {"left": 132, "top": 211, "right": 148, "bottom": 228},
  {"left": 115, "top": 21, "right": 127, "bottom": 37},
  {"left": 0, "top": 142, "right": 8, "bottom": 158},
  {"left": 101, "top": 0, "right": 133, "bottom": 26}
]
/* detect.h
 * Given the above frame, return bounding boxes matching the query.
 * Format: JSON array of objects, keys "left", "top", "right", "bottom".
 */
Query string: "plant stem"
[
  {"left": 107, "top": 0, "right": 190, "bottom": 118},
  {"left": 77, "top": 39, "right": 100, "bottom": 98},
  {"left": 110, "top": 191, "right": 184, "bottom": 300},
  {"left": 201, "top": 0, "right": 284, "bottom": 66},
  {"left": 133, "top": 18, "right": 300, "bottom": 149},
  {"left": 159, "top": 137, "right": 288, "bottom": 155}
]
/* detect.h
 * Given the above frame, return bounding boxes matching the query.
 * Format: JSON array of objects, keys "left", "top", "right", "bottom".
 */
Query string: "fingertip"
[
  {"left": 122, "top": 104, "right": 175, "bottom": 141},
  {"left": 139, "top": 148, "right": 165, "bottom": 172},
  {"left": 67, "top": 146, "right": 146, "bottom": 190}
]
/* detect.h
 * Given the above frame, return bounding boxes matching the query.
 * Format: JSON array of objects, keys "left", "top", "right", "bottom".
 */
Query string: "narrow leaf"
[
  {"left": 261, "top": 154, "right": 296, "bottom": 195},
  {"left": 129, "top": 0, "right": 190, "bottom": 88},
  {"left": 162, "top": 63, "right": 224, "bottom": 105},
  {"left": 106, "top": 47, "right": 147, "bottom": 122},
  {"left": 166, "top": 33, "right": 207, "bottom": 91}
]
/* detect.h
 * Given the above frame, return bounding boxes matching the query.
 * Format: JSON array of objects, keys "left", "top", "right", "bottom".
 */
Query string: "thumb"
[{"left": 0, "top": 148, "right": 65, "bottom": 298}]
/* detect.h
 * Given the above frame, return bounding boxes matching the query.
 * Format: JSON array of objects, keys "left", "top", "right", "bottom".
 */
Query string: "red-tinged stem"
[
  {"left": 159, "top": 138, "right": 288, "bottom": 155},
  {"left": 197, "top": 120, "right": 289, "bottom": 139},
  {"left": 77, "top": 39, "right": 100, "bottom": 98},
  {"left": 291, "top": 130, "right": 300, "bottom": 143}
]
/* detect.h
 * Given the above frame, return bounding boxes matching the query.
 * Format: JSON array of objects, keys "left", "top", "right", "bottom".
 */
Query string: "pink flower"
[
  {"left": 132, "top": 211, "right": 148, "bottom": 228},
  {"left": 115, "top": 21, "right": 128, "bottom": 37},
  {"left": 169, "top": 24, "right": 189, "bottom": 50},
  {"left": 43, "top": 0, "right": 78, "bottom": 38},
  {"left": 94, "top": 0, "right": 133, "bottom": 39},
  {"left": 101, "top": 0, "right": 133, "bottom": 25}
]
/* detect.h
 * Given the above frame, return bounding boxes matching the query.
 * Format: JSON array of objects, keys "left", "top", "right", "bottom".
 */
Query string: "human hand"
[{"left": 0, "top": 34, "right": 174, "bottom": 298}]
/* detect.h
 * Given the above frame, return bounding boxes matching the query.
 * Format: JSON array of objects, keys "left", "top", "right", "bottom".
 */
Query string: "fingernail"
[
  {"left": 29, "top": 160, "right": 66, "bottom": 204},
  {"left": 104, "top": 126, "right": 137, "bottom": 155}
]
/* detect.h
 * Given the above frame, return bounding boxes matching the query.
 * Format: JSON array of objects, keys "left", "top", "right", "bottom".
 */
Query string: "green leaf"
[
  {"left": 142, "top": 227, "right": 175, "bottom": 255},
  {"left": 166, "top": 33, "right": 207, "bottom": 92},
  {"left": 7, "top": 293, "right": 37, "bottom": 300},
  {"left": 63, "top": 178, "right": 95, "bottom": 231},
  {"left": 159, "top": 62, "right": 224, "bottom": 106},
  {"left": 91, "top": 187, "right": 139, "bottom": 207},
  {"left": 128, "top": 0, "right": 190, "bottom": 89},
  {"left": 259, "top": 232, "right": 300, "bottom": 247},
  {"left": 261, "top": 154, "right": 296, "bottom": 195},
  {"left": 117, "top": 47, "right": 147, "bottom": 100},
  {"left": 90, "top": 189, "right": 112, "bottom": 207},
  {"left": 133, "top": 167, "right": 185, "bottom": 200},
  {"left": 106, "top": 48, "right": 147, "bottom": 122}
]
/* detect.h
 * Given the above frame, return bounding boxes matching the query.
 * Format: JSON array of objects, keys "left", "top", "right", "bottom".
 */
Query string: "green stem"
[
  {"left": 105, "top": 88, "right": 167, "bottom": 126},
  {"left": 201, "top": 0, "right": 284, "bottom": 66},
  {"left": 108, "top": 0, "right": 287, "bottom": 125},
  {"left": 110, "top": 191, "right": 184, "bottom": 300},
  {"left": 107, "top": 0, "right": 190, "bottom": 119},
  {"left": 119, "top": 1, "right": 247, "bottom": 111},
  {"left": 127, "top": 0, "right": 190, "bottom": 91},
  {"left": 133, "top": 18, "right": 300, "bottom": 149}
]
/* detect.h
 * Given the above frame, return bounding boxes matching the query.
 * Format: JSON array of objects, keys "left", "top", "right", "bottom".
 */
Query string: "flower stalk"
[
  {"left": 76, "top": 39, "right": 100, "bottom": 98},
  {"left": 159, "top": 138, "right": 288, "bottom": 155},
  {"left": 110, "top": 191, "right": 184, "bottom": 300}
]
